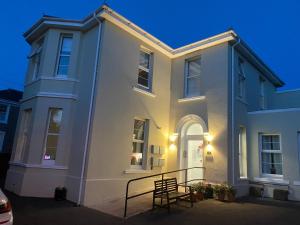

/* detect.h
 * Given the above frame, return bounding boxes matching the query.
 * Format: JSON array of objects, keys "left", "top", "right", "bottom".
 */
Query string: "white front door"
[{"left": 185, "top": 135, "right": 204, "bottom": 182}]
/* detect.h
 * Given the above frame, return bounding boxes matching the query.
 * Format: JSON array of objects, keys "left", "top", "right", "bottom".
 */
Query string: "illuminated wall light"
[
  {"left": 169, "top": 133, "right": 178, "bottom": 151},
  {"left": 204, "top": 132, "right": 213, "bottom": 155},
  {"left": 169, "top": 143, "right": 177, "bottom": 151},
  {"left": 169, "top": 133, "right": 178, "bottom": 142}
]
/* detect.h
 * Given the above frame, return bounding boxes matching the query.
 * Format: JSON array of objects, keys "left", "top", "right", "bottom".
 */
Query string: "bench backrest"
[{"left": 154, "top": 178, "right": 178, "bottom": 194}]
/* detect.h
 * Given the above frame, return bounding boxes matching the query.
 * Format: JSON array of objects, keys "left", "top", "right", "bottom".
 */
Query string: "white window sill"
[
  {"left": 253, "top": 177, "right": 289, "bottom": 185},
  {"left": 238, "top": 177, "right": 249, "bottom": 181},
  {"left": 9, "top": 161, "right": 68, "bottom": 170},
  {"left": 293, "top": 181, "right": 300, "bottom": 186},
  {"left": 25, "top": 76, "right": 79, "bottom": 87},
  {"left": 178, "top": 96, "right": 205, "bottom": 103},
  {"left": 124, "top": 169, "right": 152, "bottom": 174},
  {"left": 133, "top": 86, "right": 156, "bottom": 98}
]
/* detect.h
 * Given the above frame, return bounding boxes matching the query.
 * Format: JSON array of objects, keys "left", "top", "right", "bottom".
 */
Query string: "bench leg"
[
  {"left": 190, "top": 192, "right": 193, "bottom": 208},
  {"left": 167, "top": 194, "right": 170, "bottom": 213},
  {"left": 152, "top": 192, "right": 155, "bottom": 210}
]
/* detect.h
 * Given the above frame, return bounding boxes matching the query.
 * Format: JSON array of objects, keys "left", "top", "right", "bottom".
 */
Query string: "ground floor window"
[
  {"left": 131, "top": 118, "right": 148, "bottom": 169},
  {"left": 43, "top": 108, "right": 63, "bottom": 164},
  {"left": 15, "top": 109, "right": 32, "bottom": 161},
  {"left": 260, "top": 134, "right": 282, "bottom": 176},
  {"left": 238, "top": 126, "right": 247, "bottom": 178}
]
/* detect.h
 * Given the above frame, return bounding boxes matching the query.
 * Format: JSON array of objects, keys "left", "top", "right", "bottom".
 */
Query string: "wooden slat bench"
[{"left": 152, "top": 178, "right": 193, "bottom": 212}]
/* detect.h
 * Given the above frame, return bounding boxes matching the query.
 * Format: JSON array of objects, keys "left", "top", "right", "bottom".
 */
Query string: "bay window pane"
[
  {"left": 44, "top": 108, "right": 63, "bottom": 162},
  {"left": 56, "top": 36, "right": 73, "bottom": 76}
]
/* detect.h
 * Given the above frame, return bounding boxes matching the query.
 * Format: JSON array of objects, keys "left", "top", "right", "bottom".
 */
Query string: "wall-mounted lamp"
[
  {"left": 169, "top": 133, "right": 178, "bottom": 151},
  {"left": 204, "top": 132, "right": 213, "bottom": 155},
  {"left": 169, "top": 133, "right": 178, "bottom": 142}
]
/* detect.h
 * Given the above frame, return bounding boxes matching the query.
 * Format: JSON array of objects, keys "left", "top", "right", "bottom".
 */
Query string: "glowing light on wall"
[
  {"left": 169, "top": 133, "right": 178, "bottom": 151},
  {"left": 204, "top": 132, "right": 213, "bottom": 155}
]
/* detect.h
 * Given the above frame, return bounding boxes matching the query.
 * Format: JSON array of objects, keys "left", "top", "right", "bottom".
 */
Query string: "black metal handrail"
[{"left": 124, "top": 166, "right": 205, "bottom": 217}]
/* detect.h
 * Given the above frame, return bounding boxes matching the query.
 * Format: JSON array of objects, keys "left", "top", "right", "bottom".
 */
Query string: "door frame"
[{"left": 176, "top": 114, "right": 208, "bottom": 182}]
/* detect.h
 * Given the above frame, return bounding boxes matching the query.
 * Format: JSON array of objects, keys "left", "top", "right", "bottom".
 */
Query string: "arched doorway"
[{"left": 176, "top": 115, "right": 208, "bottom": 182}]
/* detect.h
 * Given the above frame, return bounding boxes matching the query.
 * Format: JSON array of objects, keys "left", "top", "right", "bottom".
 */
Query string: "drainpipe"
[
  {"left": 77, "top": 12, "right": 103, "bottom": 206},
  {"left": 231, "top": 37, "right": 240, "bottom": 186}
]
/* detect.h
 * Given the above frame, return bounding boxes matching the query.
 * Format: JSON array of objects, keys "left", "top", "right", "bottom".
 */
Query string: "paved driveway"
[{"left": 5, "top": 190, "right": 300, "bottom": 225}]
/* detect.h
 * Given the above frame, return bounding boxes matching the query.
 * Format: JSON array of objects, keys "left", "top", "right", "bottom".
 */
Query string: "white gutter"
[
  {"left": 77, "top": 13, "right": 103, "bottom": 206},
  {"left": 231, "top": 38, "right": 240, "bottom": 186}
]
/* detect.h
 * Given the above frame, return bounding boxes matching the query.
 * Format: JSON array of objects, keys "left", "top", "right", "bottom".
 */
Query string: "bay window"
[
  {"left": 260, "top": 134, "right": 283, "bottom": 176},
  {"left": 56, "top": 35, "right": 73, "bottom": 77},
  {"left": 43, "top": 108, "right": 63, "bottom": 164}
]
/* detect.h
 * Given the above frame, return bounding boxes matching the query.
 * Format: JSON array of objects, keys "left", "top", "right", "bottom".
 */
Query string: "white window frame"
[
  {"left": 259, "top": 77, "right": 266, "bottom": 109},
  {"left": 184, "top": 56, "right": 201, "bottom": 98},
  {"left": 237, "top": 58, "right": 246, "bottom": 99},
  {"left": 42, "top": 108, "right": 63, "bottom": 166},
  {"left": 0, "top": 104, "right": 10, "bottom": 124},
  {"left": 55, "top": 35, "right": 73, "bottom": 77},
  {"left": 137, "top": 48, "right": 153, "bottom": 91},
  {"left": 131, "top": 118, "right": 149, "bottom": 170},
  {"left": 31, "top": 37, "right": 44, "bottom": 81},
  {"left": 238, "top": 126, "right": 247, "bottom": 179},
  {"left": 259, "top": 133, "right": 283, "bottom": 178}
]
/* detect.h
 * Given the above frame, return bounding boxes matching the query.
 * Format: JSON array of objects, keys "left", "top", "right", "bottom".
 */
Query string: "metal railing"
[{"left": 124, "top": 166, "right": 205, "bottom": 217}]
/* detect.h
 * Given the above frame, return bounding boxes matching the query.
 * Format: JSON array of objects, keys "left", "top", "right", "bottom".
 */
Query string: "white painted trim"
[
  {"left": 9, "top": 161, "right": 68, "bottom": 170},
  {"left": 133, "top": 86, "right": 156, "bottom": 98},
  {"left": 253, "top": 177, "right": 289, "bottom": 185},
  {"left": 124, "top": 169, "right": 152, "bottom": 174},
  {"left": 276, "top": 88, "right": 300, "bottom": 94},
  {"left": 293, "top": 181, "right": 300, "bottom": 186},
  {"left": 248, "top": 107, "right": 300, "bottom": 115},
  {"left": 178, "top": 96, "right": 205, "bottom": 103},
  {"left": 25, "top": 76, "right": 79, "bottom": 86},
  {"left": 21, "top": 92, "right": 78, "bottom": 103}
]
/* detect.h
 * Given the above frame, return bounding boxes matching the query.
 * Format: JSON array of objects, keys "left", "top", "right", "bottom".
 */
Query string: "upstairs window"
[
  {"left": 43, "top": 108, "right": 63, "bottom": 164},
  {"left": 138, "top": 49, "right": 152, "bottom": 90},
  {"left": 237, "top": 58, "right": 246, "bottom": 99},
  {"left": 185, "top": 56, "right": 201, "bottom": 97},
  {"left": 56, "top": 36, "right": 73, "bottom": 77},
  {"left": 0, "top": 104, "right": 10, "bottom": 124},
  {"left": 32, "top": 38, "right": 44, "bottom": 80},
  {"left": 131, "top": 119, "right": 148, "bottom": 169},
  {"left": 260, "top": 134, "right": 282, "bottom": 176},
  {"left": 260, "top": 77, "right": 266, "bottom": 109}
]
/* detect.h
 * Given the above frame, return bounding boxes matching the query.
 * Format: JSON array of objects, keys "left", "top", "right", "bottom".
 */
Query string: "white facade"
[{"left": 5, "top": 5, "right": 300, "bottom": 207}]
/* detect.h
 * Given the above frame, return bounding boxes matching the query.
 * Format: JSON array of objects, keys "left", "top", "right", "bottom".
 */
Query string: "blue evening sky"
[{"left": 1, "top": 0, "right": 299, "bottom": 91}]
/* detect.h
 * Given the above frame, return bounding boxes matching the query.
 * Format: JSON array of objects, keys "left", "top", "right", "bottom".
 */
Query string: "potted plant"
[
  {"left": 204, "top": 183, "right": 214, "bottom": 199},
  {"left": 214, "top": 184, "right": 226, "bottom": 201},
  {"left": 194, "top": 182, "right": 206, "bottom": 201},
  {"left": 190, "top": 182, "right": 205, "bottom": 202},
  {"left": 225, "top": 185, "right": 236, "bottom": 202}
]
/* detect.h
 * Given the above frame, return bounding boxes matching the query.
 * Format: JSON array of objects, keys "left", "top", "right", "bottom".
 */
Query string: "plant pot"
[
  {"left": 195, "top": 192, "right": 204, "bottom": 201},
  {"left": 191, "top": 193, "right": 198, "bottom": 202},
  {"left": 273, "top": 189, "right": 289, "bottom": 201},
  {"left": 226, "top": 193, "right": 236, "bottom": 202},
  {"left": 216, "top": 193, "right": 225, "bottom": 201}
]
